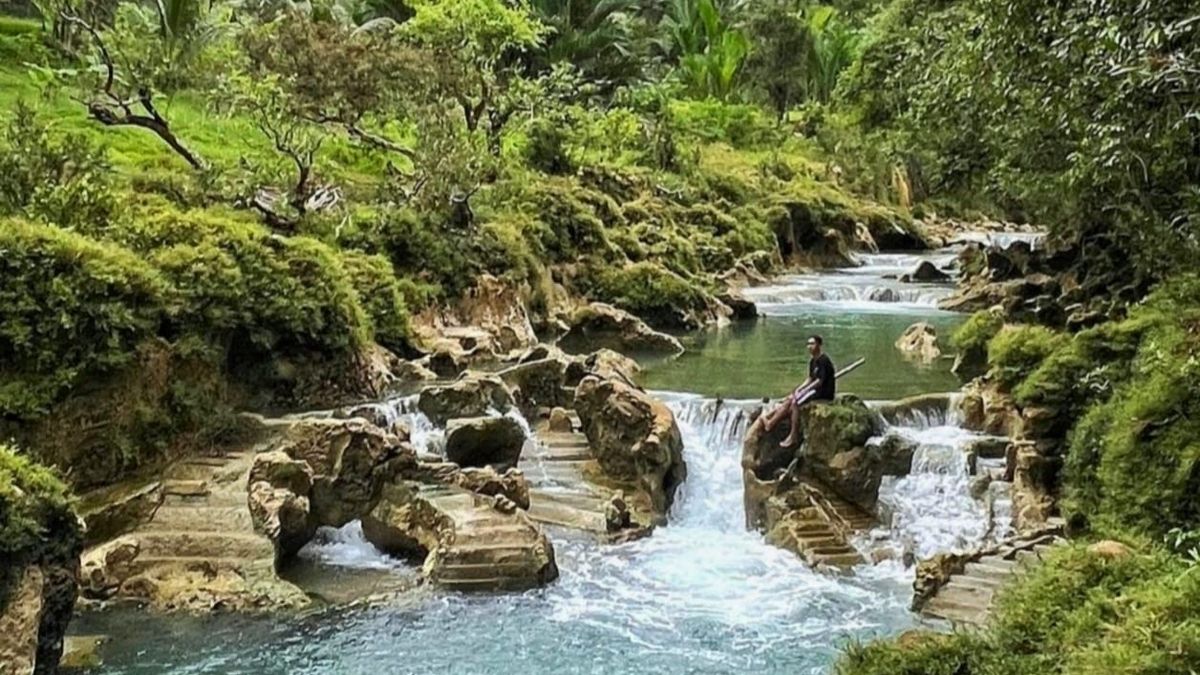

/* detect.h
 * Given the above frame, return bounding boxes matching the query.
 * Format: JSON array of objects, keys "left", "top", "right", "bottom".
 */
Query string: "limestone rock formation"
[
  {"left": 498, "top": 357, "right": 572, "bottom": 412},
  {"left": 362, "top": 481, "right": 558, "bottom": 591},
  {"left": 574, "top": 375, "right": 687, "bottom": 518},
  {"left": 273, "top": 417, "right": 414, "bottom": 527},
  {"left": 872, "top": 433, "right": 920, "bottom": 477},
  {"left": 895, "top": 322, "right": 942, "bottom": 362},
  {"left": 559, "top": 303, "right": 684, "bottom": 356},
  {"left": 547, "top": 407, "right": 574, "bottom": 433},
  {"left": 717, "top": 289, "right": 758, "bottom": 321},
  {"left": 246, "top": 451, "right": 318, "bottom": 560},
  {"left": 443, "top": 416, "right": 527, "bottom": 470},
  {"left": 582, "top": 348, "right": 641, "bottom": 385},
  {"left": 0, "top": 450, "right": 83, "bottom": 675},
  {"left": 404, "top": 461, "right": 531, "bottom": 511},
  {"left": 958, "top": 380, "right": 1022, "bottom": 436},
  {"left": 417, "top": 375, "right": 515, "bottom": 426},
  {"left": 743, "top": 396, "right": 883, "bottom": 512}
]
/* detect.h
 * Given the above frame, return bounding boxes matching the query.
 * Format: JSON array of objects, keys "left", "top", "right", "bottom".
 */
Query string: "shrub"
[
  {"left": 668, "top": 99, "right": 781, "bottom": 148},
  {"left": 950, "top": 309, "right": 1004, "bottom": 353},
  {"left": 339, "top": 251, "right": 412, "bottom": 353},
  {"left": 0, "top": 102, "right": 116, "bottom": 230},
  {"left": 0, "top": 444, "right": 80, "bottom": 609},
  {"left": 0, "top": 219, "right": 166, "bottom": 418},
  {"left": 584, "top": 261, "right": 709, "bottom": 330},
  {"left": 127, "top": 207, "right": 371, "bottom": 356},
  {"left": 838, "top": 542, "right": 1200, "bottom": 674},
  {"left": 986, "top": 324, "right": 1066, "bottom": 388}
]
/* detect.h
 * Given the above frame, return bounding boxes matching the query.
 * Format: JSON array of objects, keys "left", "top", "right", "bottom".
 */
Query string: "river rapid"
[{"left": 74, "top": 244, "right": 1015, "bottom": 674}]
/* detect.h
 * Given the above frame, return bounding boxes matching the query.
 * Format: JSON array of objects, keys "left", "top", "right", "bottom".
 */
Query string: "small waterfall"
[
  {"left": 298, "top": 521, "right": 408, "bottom": 570},
  {"left": 658, "top": 393, "right": 757, "bottom": 531},
  {"left": 874, "top": 394, "right": 964, "bottom": 429},
  {"left": 869, "top": 422, "right": 1012, "bottom": 560}
]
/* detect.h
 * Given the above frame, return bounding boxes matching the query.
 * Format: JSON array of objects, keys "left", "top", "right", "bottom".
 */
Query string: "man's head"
[{"left": 807, "top": 334, "right": 823, "bottom": 357}]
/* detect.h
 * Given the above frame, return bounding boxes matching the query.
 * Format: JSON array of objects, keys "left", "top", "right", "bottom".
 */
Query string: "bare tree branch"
[{"left": 62, "top": 11, "right": 207, "bottom": 171}]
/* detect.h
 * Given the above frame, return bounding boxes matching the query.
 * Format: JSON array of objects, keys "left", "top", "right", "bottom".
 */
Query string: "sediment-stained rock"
[
  {"left": 416, "top": 375, "right": 515, "bottom": 426},
  {"left": 895, "top": 322, "right": 942, "bottom": 362},
  {"left": 273, "top": 418, "right": 413, "bottom": 528},
  {"left": 574, "top": 375, "right": 687, "bottom": 518}
]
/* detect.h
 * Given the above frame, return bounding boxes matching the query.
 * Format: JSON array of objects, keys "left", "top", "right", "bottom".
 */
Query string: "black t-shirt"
[{"left": 809, "top": 353, "right": 836, "bottom": 401}]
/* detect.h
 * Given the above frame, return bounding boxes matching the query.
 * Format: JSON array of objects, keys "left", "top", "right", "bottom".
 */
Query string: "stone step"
[
  {"left": 435, "top": 561, "right": 544, "bottom": 581},
  {"left": 453, "top": 523, "right": 543, "bottom": 544},
  {"left": 134, "top": 531, "right": 275, "bottom": 560},
  {"left": 923, "top": 597, "right": 988, "bottom": 625},
  {"left": 145, "top": 505, "right": 256, "bottom": 532},
  {"left": 811, "top": 552, "right": 863, "bottom": 568},
  {"left": 434, "top": 576, "right": 539, "bottom": 592},
  {"left": 441, "top": 545, "right": 544, "bottom": 566},
  {"left": 527, "top": 500, "right": 607, "bottom": 533},
  {"left": 531, "top": 490, "right": 607, "bottom": 511},
  {"left": 793, "top": 535, "right": 842, "bottom": 549},
  {"left": 965, "top": 559, "right": 1017, "bottom": 576},
  {"left": 942, "top": 581, "right": 996, "bottom": 601},
  {"left": 956, "top": 573, "right": 1008, "bottom": 589},
  {"left": 806, "top": 544, "right": 858, "bottom": 556},
  {"left": 789, "top": 520, "right": 833, "bottom": 534},
  {"left": 162, "top": 480, "right": 210, "bottom": 497},
  {"left": 531, "top": 449, "right": 592, "bottom": 462}
]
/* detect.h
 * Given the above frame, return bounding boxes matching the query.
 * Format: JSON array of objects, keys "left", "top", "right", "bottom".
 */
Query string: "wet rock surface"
[
  {"left": 574, "top": 375, "right": 687, "bottom": 518},
  {"left": 443, "top": 416, "right": 527, "bottom": 470},
  {"left": 362, "top": 481, "right": 558, "bottom": 592},
  {"left": 895, "top": 322, "right": 942, "bottom": 362},
  {"left": 417, "top": 375, "right": 515, "bottom": 426}
]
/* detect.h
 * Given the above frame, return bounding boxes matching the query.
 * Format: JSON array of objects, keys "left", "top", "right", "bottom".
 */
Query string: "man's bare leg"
[
  {"left": 779, "top": 400, "right": 803, "bottom": 447},
  {"left": 762, "top": 398, "right": 792, "bottom": 432}
]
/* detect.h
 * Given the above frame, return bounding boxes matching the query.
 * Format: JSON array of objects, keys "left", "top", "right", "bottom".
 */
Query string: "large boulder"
[
  {"left": 582, "top": 349, "right": 641, "bottom": 386},
  {"left": 906, "top": 260, "right": 951, "bottom": 282},
  {"left": 717, "top": 290, "right": 758, "bottom": 321},
  {"left": 574, "top": 376, "right": 687, "bottom": 518},
  {"left": 559, "top": 303, "right": 684, "bottom": 356},
  {"left": 742, "top": 396, "right": 884, "bottom": 511},
  {"left": 416, "top": 375, "right": 515, "bottom": 426},
  {"left": 272, "top": 418, "right": 414, "bottom": 527},
  {"left": 443, "top": 416, "right": 527, "bottom": 470},
  {"left": 78, "top": 481, "right": 164, "bottom": 547},
  {"left": 895, "top": 322, "right": 942, "bottom": 362},
  {"left": 872, "top": 433, "right": 920, "bottom": 477}
]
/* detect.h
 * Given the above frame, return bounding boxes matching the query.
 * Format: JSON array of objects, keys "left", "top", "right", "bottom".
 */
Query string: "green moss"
[
  {"left": 986, "top": 324, "right": 1067, "bottom": 388},
  {"left": 340, "top": 251, "right": 413, "bottom": 353},
  {"left": 0, "top": 443, "right": 80, "bottom": 609},
  {"left": 583, "top": 261, "right": 709, "bottom": 330},
  {"left": 950, "top": 309, "right": 1004, "bottom": 353}
]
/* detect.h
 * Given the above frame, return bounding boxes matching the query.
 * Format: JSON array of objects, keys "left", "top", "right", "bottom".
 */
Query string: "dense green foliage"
[
  {"left": 985, "top": 325, "right": 1066, "bottom": 388},
  {"left": 0, "top": 443, "right": 79, "bottom": 608},
  {"left": 837, "top": 0, "right": 1200, "bottom": 287},
  {"left": 840, "top": 543, "right": 1200, "bottom": 674}
]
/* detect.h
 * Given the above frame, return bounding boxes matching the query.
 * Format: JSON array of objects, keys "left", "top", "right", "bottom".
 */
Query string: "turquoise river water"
[{"left": 72, "top": 246, "right": 1017, "bottom": 674}]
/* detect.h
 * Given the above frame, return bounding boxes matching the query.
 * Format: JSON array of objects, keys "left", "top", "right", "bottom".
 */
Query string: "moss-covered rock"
[{"left": 0, "top": 445, "right": 82, "bottom": 674}]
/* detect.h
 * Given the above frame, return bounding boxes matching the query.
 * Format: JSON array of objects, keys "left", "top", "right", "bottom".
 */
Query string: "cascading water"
[{"left": 77, "top": 243, "right": 1017, "bottom": 675}]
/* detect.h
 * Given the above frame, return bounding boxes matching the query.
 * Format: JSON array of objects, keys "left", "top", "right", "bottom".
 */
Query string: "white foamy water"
[
  {"left": 743, "top": 250, "right": 959, "bottom": 315},
  {"left": 869, "top": 423, "right": 1012, "bottom": 560},
  {"left": 298, "top": 521, "right": 409, "bottom": 570}
]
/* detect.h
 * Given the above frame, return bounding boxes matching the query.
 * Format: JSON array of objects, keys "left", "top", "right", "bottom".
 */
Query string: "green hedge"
[{"left": 0, "top": 219, "right": 166, "bottom": 418}]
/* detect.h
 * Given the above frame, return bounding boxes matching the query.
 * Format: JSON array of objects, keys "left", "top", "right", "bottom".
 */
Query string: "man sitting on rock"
[{"left": 762, "top": 334, "right": 836, "bottom": 447}]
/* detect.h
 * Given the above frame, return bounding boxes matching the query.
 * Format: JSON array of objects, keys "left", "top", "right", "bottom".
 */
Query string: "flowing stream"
[{"left": 75, "top": 245, "right": 1014, "bottom": 674}]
